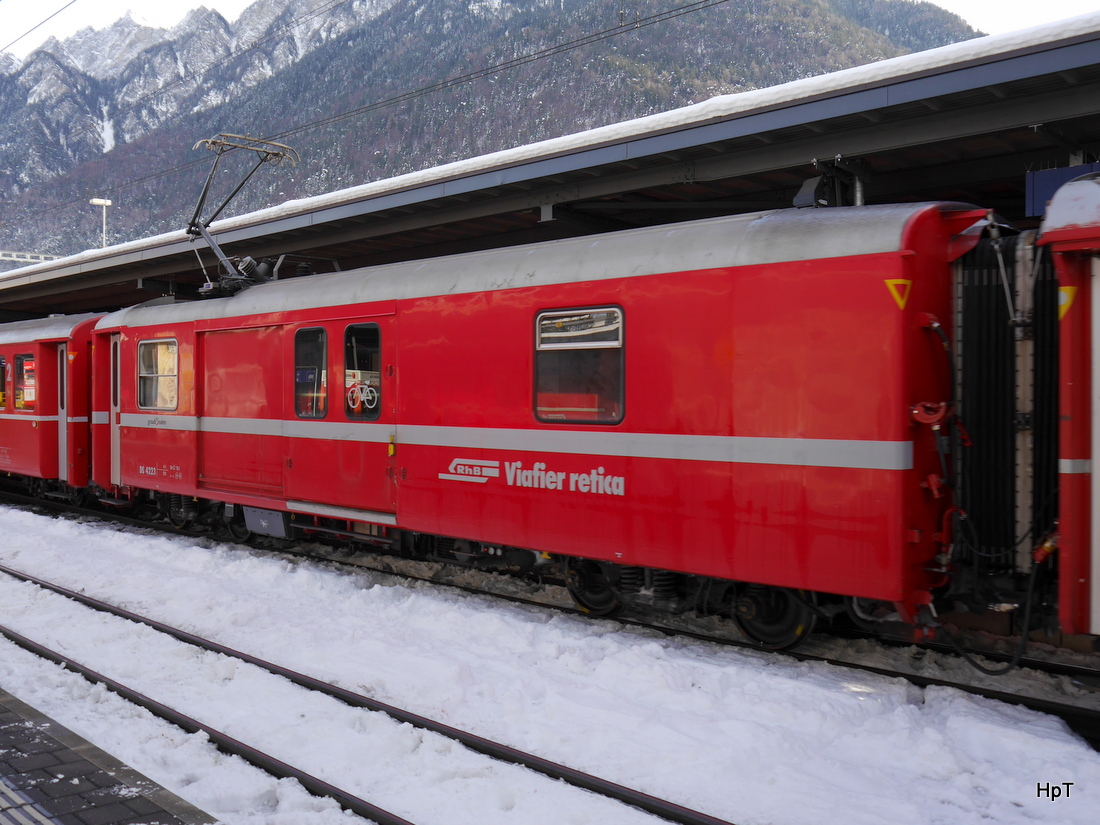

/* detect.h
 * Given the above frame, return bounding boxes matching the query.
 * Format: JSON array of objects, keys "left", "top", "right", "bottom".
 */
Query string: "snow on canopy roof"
[
  {"left": 96, "top": 202, "right": 961, "bottom": 330},
  {"left": 3, "top": 11, "right": 1098, "bottom": 284}
]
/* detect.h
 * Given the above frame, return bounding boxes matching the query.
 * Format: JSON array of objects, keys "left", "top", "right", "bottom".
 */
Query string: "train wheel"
[
  {"left": 168, "top": 510, "right": 192, "bottom": 529},
  {"left": 166, "top": 494, "right": 196, "bottom": 529},
  {"left": 732, "top": 586, "right": 817, "bottom": 650},
  {"left": 65, "top": 487, "right": 91, "bottom": 508},
  {"left": 227, "top": 519, "right": 252, "bottom": 542},
  {"left": 563, "top": 558, "right": 621, "bottom": 617},
  {"left": 214, "top": 503, "right": 251, "bottom": 542}
]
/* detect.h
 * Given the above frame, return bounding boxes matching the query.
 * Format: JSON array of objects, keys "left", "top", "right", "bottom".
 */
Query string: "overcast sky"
[{"left": 0, "top": 0, "right": 1097, "bottom": 59}]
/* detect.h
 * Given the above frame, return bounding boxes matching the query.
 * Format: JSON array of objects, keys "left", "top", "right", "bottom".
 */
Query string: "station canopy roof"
[{"left": 2, "top": 11, "right": 1099, "bottom": 319}]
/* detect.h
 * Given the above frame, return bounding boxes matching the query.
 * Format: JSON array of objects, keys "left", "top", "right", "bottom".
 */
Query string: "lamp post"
[{"left": 89, "top": 198, "right": 112, "bottom": 248}]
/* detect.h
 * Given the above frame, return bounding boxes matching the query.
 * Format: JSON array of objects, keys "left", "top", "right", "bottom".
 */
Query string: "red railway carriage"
[
  {"left": 0, "top": 314, "right": 99, "bottom": 492},
  {"left": 1041, "top": 172, "right": 1100, "bottom": 637},
  {"left": 89, "top": 202, "right": 985, "bottom": 643}
]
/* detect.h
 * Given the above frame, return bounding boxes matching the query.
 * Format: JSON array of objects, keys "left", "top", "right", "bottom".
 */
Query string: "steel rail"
[
  {"left": 831, "top": 628, "right": 1100, "bottom": 683},
  {"left": 790, "top": 651, "right": 1100, "bottom": 747},
  {"left": 0, "top": 621, "right": 415, "bottom": 825},
  {"left": 0, "top": 562, "right": 735, "bottom": 825}
]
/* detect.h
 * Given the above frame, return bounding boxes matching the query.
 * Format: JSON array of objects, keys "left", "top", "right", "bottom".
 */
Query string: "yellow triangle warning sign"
[
  {"left": 1059, "top": 286, "right": 1077, "bottom": 321},
  {"left": 885, "top": 279, "right": 912, "bottom": 310}
]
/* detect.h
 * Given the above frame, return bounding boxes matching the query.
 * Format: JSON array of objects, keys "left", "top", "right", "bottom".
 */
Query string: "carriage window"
[
  {"left": 0, "top": 356, "right": 6, "bottom": 407},
  {"left": 345, "top": 325, "right": 381, "bottom": 420},
  {"left": 294, "top": 328, "right": 328, "bottom": 419},
  {"left": 535, "top": 308, "right": 623, "bottom": 424},
  {"left": 14, "top": 354, "right": 37, "bottom": 411},
  {"left": 111, "top": 340, "right": 119, "bottom": 409},
  {"left": 137, "top": 340, "right": 178, "bottom": 410},
  {"left": 58, "top": 347, "right": 65, "bottom": 412}
]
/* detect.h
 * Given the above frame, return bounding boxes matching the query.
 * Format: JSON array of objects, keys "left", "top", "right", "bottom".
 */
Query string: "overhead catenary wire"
[
  {"left": 2, "top": 0, "right": 733, "bottom": 236},
  {"left": 0, "top": 0, "right": 80, "bottom": 56}
]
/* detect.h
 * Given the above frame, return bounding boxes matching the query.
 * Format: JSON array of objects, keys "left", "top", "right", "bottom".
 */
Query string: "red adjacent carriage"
[{"left": 0, "top": 314, "right": 99, "bottom": 493}]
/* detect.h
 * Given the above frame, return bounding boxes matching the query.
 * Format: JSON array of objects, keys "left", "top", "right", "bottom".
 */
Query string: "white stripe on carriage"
[{"left": 118, "top": 414, "right": 911, "bottom": 471}]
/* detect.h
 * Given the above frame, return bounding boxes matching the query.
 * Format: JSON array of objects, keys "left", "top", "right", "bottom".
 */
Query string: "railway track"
[
  {"left": 0, "top": 559, "right": 734, "bottom": 825},
  {"left": 4, "top": 488, "right": 1100, "bottom": 752},
  {"left": 309, "top": 549, "right": 1100, "bottom": 748}
]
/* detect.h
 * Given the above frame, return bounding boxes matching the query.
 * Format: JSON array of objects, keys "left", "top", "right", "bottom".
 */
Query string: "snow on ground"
[{"left": 0, "top": 504, "right": 1098, "bottom": 825}]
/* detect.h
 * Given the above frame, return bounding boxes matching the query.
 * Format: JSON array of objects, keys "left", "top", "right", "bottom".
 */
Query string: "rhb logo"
[
  {"left": 438, "top": 456, "right": 626, "bottom": 497},
  {"left": 438, "top": 458, "right": 501, "bottom": 483}
]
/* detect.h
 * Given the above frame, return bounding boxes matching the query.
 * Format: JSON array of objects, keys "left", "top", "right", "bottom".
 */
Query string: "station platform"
[{"left": 0, "top": 688, "right": 216, "bottom": 825}]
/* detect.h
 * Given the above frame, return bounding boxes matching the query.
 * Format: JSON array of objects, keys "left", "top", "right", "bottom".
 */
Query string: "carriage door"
[
  {"left": 285, "top": 315, "right": 397, "bottom": 523},
  {"left": 110, "top": 334, "right": 122, "bottom": 486},
  {"left": 198, "top": 326, "right": 285, "bottom": 494},
  {"left": 57, "top": 344, "right": 68, "bottom": 482}
]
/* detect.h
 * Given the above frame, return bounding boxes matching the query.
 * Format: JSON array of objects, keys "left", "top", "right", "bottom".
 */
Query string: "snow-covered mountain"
[
  {"left": 0, "top": 1, "right": 404, "bottom": 189},
  {"left": 40, "top": 13, "right": 171, "bottom": 80}
]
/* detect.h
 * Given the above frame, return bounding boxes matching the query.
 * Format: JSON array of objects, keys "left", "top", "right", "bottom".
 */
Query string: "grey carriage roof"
[
  {"left": 0, "top": 313, "right": 103, "bottom": 345},
  {"left": 97, "top": 203, "right": 968, "bottom": 330}
]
